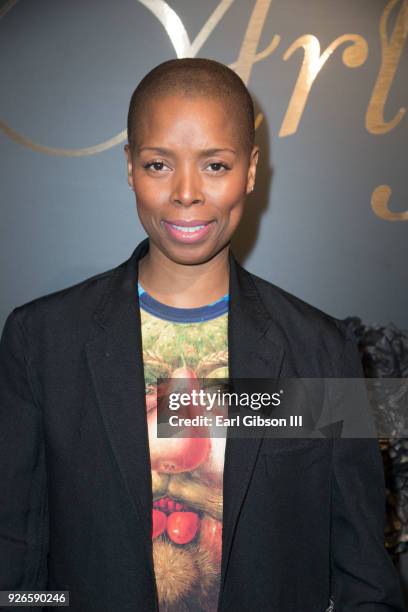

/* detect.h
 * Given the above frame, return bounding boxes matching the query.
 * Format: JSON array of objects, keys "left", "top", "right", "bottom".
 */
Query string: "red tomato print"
[
  {"left": 152, "top": 509, "right": 167, "bottom": 539},
  {"left": 166, "top": 512, "right": 200, "bottom": 545}
]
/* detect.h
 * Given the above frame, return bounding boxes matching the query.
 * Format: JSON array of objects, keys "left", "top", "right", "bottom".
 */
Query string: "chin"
[{"left": 162, "top": 243, "right": 221, "bottom": 266}]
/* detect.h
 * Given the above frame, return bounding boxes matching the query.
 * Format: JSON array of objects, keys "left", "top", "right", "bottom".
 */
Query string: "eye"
[
  {"left": 207, "top": 162, "right": 230, "bottom": 173},
  {"left": 143, "top": 160, "right": 171, "bottom": 172}
]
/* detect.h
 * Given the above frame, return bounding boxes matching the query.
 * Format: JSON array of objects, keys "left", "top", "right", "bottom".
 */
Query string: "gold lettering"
[
  {"left": 0, "top": 0, "right": 238, "bottom": 155},
  {"left": 371, "top": 184, "right": 408, "bottom": 220},
  {"left": 366, "top": 0, "right": 408, "bottom": 134},
  {"left": 255, "top": 113, "right": 264, "bottom": 129},
  {"left": 229, "top": 0, "right": 277, "bottom": 85},
  {"left": 0, "top": 0, "right": 18, "bottom": 19},
  {"left": 279, "top": 34, "right": 368, "bottom": 137},
  {"left": 1, "top": 0, "right": 406, "bottom": 163},
  {"left": 0, "top": 120, "right": 126, "bottom": 157},
  {"left": 138, "top": 0, "right": 236, "bottom": 59}
]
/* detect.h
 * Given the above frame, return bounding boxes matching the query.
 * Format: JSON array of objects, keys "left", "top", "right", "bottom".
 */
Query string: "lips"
[
  {"left": 162, "top": 219, "right": 215, "bottom": 244},
  {"left": 164, "top": 219, "right": 213, "bottom": 227}
]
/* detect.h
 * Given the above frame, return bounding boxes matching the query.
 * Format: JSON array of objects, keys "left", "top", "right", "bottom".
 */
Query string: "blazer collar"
[
  {"left": 92, "top": 236, "right": 274, "bottom": 337},
  {"left": 85, "top": 237, "right": 286, "bottom": 606}
]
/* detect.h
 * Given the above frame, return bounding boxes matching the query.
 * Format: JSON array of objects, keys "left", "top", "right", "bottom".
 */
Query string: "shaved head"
[{"left": 127, "top": 58, "right": 255, "bottom": 155}]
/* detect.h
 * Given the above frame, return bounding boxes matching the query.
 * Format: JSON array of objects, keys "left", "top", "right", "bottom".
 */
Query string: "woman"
[{"left": 0, "top": 58, "right": 404, "bottom": 611}]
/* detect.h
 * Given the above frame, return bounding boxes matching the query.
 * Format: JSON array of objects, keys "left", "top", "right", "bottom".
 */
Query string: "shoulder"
[
  {"left": 242, "top": 266, "right": 354, "bottom": 373},
  {"left": 249, "top": 268, "right": 344, "bottom": 330},
  {"left": 3, "top": 263, "right": 118, "bottom": 340}
]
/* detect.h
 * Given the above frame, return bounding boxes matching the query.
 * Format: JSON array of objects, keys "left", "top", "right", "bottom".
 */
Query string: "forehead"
[{"left": 135, "top": 93, "right": 242, "bottom": 151}]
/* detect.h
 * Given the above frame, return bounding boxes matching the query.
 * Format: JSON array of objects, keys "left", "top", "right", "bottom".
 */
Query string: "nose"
[{"left": 170, "top": 164, "right": 204, "bottom": 207}]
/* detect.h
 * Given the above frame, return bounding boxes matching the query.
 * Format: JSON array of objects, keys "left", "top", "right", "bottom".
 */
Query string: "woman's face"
[{"left": 125, "top": 93, "right": 259, "bottom": 266}]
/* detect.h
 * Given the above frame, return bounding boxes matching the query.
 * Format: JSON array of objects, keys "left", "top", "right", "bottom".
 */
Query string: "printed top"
[{"left": 138, "top": 282, "right": 229, "bottom": 612}]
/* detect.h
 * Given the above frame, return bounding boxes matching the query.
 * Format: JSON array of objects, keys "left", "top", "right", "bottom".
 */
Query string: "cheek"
[
  {"left": 211, "top": 181, "right": 247, "bottom": 220},
  {"left": 134, "top": 173, "right": 168, "bottom": 203},
  {"left": 134, "top": 201, "right": 159, "bottom": 236},
  {"left": 135, "top": 181, "right": 164, "bottom": 208},
  {"left": 134, "top": 185, "right": 166, "bottom": 224},
  {"left": 208, "top": 168, "right": 248, "bottom": 203}
]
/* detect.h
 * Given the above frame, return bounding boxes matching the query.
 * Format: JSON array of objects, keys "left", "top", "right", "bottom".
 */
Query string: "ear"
[
  {"left": 246, "top": 145, "right": 259, "bottom": 194},
  {"left": 124, "top": 144, "right": 134, "bottom": 190}
]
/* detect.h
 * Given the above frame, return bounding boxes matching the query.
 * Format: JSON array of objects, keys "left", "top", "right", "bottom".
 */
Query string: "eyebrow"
[{"left": 137, "top": 146, "right": 237, "bottom": 156}]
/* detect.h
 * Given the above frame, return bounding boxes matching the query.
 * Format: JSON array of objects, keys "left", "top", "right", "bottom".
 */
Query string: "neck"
[{"left": 138, "top": 242, "right": 230, "bottom": 308}]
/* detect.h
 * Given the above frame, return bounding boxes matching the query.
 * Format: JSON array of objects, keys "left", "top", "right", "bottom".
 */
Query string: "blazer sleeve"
[
  {"left": 330, "top": 327, "right": 405, "bottom": 610},
  {"left": 0, "top": 309, "right": 49, "bottom": 597}
]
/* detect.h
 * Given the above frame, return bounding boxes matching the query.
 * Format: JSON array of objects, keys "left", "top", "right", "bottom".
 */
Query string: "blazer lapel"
[
  {"left": 84, "top": 238, "right": 154, "bottom": 568},
  {"left": 220, "top": 250, "right": 287, "bottom": 598}
]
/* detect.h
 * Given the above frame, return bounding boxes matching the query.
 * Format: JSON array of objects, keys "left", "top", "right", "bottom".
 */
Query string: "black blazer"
[{"left": 0, "top": 237, "right": 404, "bottom": 611}]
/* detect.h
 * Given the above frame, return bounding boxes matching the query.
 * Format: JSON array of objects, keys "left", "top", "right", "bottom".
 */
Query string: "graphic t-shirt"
[{"left": 138, "top": 282, "right": 229, "bottom": 612}]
